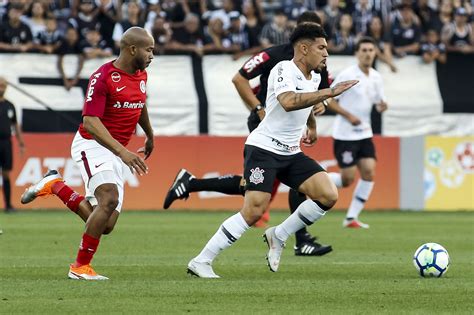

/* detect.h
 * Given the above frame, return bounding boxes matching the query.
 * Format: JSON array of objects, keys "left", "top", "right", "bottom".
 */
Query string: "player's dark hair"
[
  {"left": 355, "top": 36, "right": 376, "bottom": 51},
  {"left": 290, "top": 23, "right": 327, "bottom": 45},
  {"left": 296, "top": 11, "right": 322, "bottom": 25}
]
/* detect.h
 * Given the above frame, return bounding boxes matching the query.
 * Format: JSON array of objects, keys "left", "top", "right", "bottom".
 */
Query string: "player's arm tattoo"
[{"left": 278, "top": 89, "right": 332, "bottom": 112}]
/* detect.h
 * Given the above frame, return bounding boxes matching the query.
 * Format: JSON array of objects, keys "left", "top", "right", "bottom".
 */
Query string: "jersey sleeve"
[
  {"left": 238, "top": 50, "right": 272, "bottom": 80},
  {"left": 273, "top": 62, "right": 296, "bottom": 98},
  {"left": 82, "top": 71, "right": 108, "bottom": 118}
]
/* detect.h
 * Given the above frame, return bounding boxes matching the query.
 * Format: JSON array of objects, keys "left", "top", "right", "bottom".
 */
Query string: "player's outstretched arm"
[
  {"left": 83, "top": 116, "right": 148, "bottom": 175},
  {"left": 277, "top": 80, "right": 358, "bottom": 112}
]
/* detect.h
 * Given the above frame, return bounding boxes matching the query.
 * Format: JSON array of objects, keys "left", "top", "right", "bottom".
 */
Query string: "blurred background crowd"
[{"left": 1, "top": 0, "right": 473, "bottom": 69}]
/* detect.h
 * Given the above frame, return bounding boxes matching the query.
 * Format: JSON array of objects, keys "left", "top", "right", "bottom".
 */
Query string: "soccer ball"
[{"left": 413, "top": 243, "right": 450, "bottom": 277}]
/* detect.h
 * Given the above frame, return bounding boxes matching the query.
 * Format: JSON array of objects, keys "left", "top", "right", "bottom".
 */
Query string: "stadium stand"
[{"left": 1, "top": 0, "right": 473, "bottom": 134}]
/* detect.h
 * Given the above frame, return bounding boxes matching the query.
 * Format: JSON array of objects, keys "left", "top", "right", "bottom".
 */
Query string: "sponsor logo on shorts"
[
  {"left": 249, "top": 167, "right": 265, "bottom": 185},
  {"left": 342, "top": 151, "right": 353, "bottom": 164}
]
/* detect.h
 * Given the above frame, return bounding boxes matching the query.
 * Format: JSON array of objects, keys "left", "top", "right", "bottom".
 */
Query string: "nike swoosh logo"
[
  {"left": 296, "top": 87, "right": 303, "bottom": 91},
  {"left": 116, "top": 86, "right": 126, "bottom": 92},
  {"left": 95, "top": 162, "right": 105, "bottom": 168}
]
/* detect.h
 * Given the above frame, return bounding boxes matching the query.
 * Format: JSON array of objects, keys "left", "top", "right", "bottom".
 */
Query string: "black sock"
[
  {"left": 3, "top": 177, "right": 11, "bottom": 208},
  {"left": 289, "top": 189, "right": 309, "bottom": 244},
  {"left": 188, "top": 175, "right": 243, "bottom": 195}
]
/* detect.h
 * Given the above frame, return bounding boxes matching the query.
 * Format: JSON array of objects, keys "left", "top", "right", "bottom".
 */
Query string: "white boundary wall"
[{"left": 1, "top": 54, "right": 472, "bottom": 136}]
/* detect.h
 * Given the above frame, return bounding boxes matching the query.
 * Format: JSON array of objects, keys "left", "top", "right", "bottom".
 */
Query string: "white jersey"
[
  {"left": 246, "top": 60, "right": 321, "bottom": 155},
  {"left": 331, "top": 64, "right": 385, "bottom": 140}
]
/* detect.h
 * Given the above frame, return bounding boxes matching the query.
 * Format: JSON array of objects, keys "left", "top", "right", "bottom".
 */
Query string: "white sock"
[
  {"left": 194, "top": 212, "right": 249, "bottom": 263},
  {"left": 275, "top": 199, "right": 326, "bottom": 242},
  {"left": 328, "top": 172, "right": 343, "bottom": 188},
  {"left": 346, "top": 179, "right": 374, "bottom": 220}
]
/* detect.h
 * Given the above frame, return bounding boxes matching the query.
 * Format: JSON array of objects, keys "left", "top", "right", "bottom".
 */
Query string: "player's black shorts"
[
  {"left": 243, "top": 145, "right": 325, "bottom": 193},
  {"left": 0, "top": 139, "right": 13, "bottom": 171},
  {"left": 333, "top": 138, "right": 376, "bottom": 168}
]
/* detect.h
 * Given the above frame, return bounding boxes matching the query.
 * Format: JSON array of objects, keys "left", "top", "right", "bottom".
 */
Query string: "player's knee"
[
  {"left": 98, "top": 196, "right": 119, "bottom": 214},
  {"left": 103, "top": 224, "right": 115, "bottom": 235},
  {"left": 319, "top": 187, "right": 338, "bottom": 209},
  {"left": 342, "top": 176, "right": 354, "bottom": 187},
  {"left": 361, "top": 169, "right": 375, "bottom": 181},
  {"left": 242, "top": 201, "right": 268, "bottom": 224},
  {"left": 105, "top": 198, "right": 119, "bottom": 213},
  {"left": 250, "top": 204, "right": 267, "bottom": 221},
  {"left": 95, "top": 186, "right": 119, "bottom": 214}
]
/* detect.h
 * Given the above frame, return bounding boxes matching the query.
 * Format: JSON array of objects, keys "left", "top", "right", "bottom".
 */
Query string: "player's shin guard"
[
  {"left": 74, "top": 233, "right": 100, "bottom": 267},
  {"left": 194, "top": 212, "right": 249, "bottom": 263},
  {"left": 289, "top": 189, "right": 310, "bottom": 242},
  {"left": 346, "top": 179, "right": 374, "bottom": 219},
  {"left": 52, "top": 181, "right": 85, "bottom": 213},
  {"left": 275, "top": 200, "right": 328, "bottom": 242}
]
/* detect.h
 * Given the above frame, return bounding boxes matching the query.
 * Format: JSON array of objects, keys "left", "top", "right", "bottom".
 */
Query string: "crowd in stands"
[{"left": 1, "top": 0, "right": 473, "bottom": 80}]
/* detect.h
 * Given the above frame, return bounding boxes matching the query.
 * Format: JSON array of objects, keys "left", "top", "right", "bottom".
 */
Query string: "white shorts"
[{"left": 71, "top": 132, "right": 126, "bottom": 212}]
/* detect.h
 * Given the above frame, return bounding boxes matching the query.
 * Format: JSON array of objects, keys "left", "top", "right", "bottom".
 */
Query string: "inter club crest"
[
  {"left": 249, "top": 167, "right": 265, "bottom": 184},
  {"left": 111, "top": 72, "right": 121, "bottom": 82}
]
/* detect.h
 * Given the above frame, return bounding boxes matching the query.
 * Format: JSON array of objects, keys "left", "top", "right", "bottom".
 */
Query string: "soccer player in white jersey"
[
  {"left": 187, "top": 23, "right": 358, "bottom": 278},
  {"left": 327, "top": 37, "right": 388, "bottom": 229}
]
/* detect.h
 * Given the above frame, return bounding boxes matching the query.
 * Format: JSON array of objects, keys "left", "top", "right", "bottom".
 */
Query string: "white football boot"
[
  {"left": 187, "top": 258, "right": 220, "bottom": 278},
  {"left": 263, "top": 226, "right": 285, "bottom": 272}
]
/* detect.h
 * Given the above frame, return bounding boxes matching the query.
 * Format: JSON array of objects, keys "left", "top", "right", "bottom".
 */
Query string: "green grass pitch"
[{"left": 1, "top": 210, "right": 473, "bottom": 314}]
